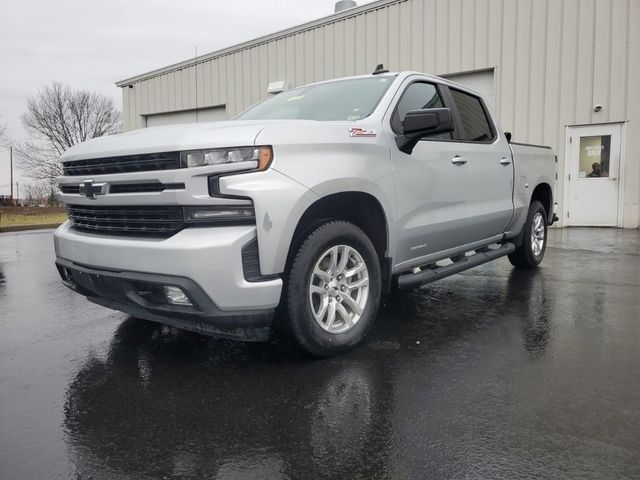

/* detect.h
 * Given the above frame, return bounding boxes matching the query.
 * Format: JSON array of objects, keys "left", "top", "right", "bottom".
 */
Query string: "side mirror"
[
  {"left": 396, "top": 108, "right": 454, "bottom": 154},
  {"left": 505, "top": 131, "right": 512, "bottom": 143}
]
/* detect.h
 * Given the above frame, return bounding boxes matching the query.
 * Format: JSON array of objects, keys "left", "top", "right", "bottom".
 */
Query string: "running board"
[{"left": 396, "top": 242, "right": 516, "bottom": 289}]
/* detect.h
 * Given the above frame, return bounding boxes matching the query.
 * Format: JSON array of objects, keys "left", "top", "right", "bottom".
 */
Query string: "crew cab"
[{"left": 54, "top": 70, "right": 557, "bottom": 356}]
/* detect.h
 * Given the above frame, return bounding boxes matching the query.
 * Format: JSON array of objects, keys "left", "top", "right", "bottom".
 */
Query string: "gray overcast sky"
[{"left": 0, "top": 0, "right": 371, "bottom": 193}]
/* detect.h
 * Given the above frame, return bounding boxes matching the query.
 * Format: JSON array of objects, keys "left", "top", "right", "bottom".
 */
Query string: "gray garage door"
[
  {"left": 442, "top": 70, "right": 495, "bottom": 113},
  {"left": 145, "top": 106, "right": 227, "bottom": 127}
]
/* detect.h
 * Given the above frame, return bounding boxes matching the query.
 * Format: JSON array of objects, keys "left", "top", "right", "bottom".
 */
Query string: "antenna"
[{"left": 372, "top": 63, "right": 389, "bottom": 75}]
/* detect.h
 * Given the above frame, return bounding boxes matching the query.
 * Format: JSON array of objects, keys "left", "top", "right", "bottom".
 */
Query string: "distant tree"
[
  {"left": 22, "top": 181, "right": 51, "bottom": 206},
  {"left": 0, "top": 116, "right": 10, "bottom": 147},
  {"left": 18, "top": 82, "right": 121, "bottom": 182}
]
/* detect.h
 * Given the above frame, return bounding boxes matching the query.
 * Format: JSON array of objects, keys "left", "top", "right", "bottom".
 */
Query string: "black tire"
[
  {"left": 508, "top": 200, "right": 548, "bottom": 269},
  {"left": 284, "top": 220, "right": 381, "bottom": 357}
]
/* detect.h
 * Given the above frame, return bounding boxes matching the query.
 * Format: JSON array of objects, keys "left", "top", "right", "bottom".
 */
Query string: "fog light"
[
  {"left": 184, "top": 205, "right": 255, "bottom": 223},
  {"left": 164, "top": 286, "right": 192, "bottom": 306}
]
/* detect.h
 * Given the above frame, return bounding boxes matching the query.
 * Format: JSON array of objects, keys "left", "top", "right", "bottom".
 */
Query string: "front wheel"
[
  {"left": 508, "top": 200, "right": 548, "bottom": 269},
  {"left": 284, "top": 221, "right": 381, "bottom": 357}
]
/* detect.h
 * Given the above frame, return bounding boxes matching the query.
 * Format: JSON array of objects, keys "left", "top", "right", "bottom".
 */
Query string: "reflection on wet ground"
[{"left": 1, "top": 228, "right": 639, "bottom": 479}]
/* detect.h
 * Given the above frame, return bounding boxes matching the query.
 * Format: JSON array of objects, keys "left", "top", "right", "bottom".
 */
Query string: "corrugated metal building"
[{"left": 116, "top": 0, "right": 639, "bottom": 228}]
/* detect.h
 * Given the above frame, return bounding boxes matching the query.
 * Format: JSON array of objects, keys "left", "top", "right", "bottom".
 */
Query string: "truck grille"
[
  {"left": 62, "top": 152, "right": 181, "bottom": 176},
  {"left": 108, "top": 182, "right": 185, "bottom": 194},
  {"left": 66, "top": 204, "right": 185, "bottom": 238},
  {"left": 58, "top": 182, "right": 185, "bottom": 195},
  {"left": 59, "top": 185, "right": 81, "bottom": 194}
]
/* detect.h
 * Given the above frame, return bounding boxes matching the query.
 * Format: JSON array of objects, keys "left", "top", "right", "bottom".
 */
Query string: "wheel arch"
[
  {"left": 530, "top": 182, "right": 554, "bottom": 224},
  {"left": 513, "top": 182, "right": 553, "bottom": 247},
  {"left": 286, "top": 191, "right": 391, "bottom": 268}
]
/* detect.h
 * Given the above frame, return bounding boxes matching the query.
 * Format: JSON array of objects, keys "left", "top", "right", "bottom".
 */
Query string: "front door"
[
  {"left": 566, "top": 124, "right": 622, "bottom": 226},
  {"left": 386, "top": 79, "right": 473, "bottom": 267}
]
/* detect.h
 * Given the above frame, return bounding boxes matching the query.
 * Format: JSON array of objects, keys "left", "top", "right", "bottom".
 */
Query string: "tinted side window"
[
  {"left": 391, "top": 82, "right": 448, "bottom": 139},
  {"left": 449, "top": 89, "right": 494, "bottom": 142}
]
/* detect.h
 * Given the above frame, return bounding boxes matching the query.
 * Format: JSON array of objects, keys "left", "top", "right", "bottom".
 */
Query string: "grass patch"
[{"left": 0, "top": 212, "right": 67, "bottom": 227}]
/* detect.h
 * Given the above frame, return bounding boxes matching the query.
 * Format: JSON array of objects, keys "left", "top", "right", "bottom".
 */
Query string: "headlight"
[{"left": 180, "top": 146, "right": 273, "bottom": 170}]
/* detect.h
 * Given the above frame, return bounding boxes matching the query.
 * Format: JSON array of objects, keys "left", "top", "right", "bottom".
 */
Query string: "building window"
[{"left": 579, "top": 135, "right": 611, "bottom": 178}]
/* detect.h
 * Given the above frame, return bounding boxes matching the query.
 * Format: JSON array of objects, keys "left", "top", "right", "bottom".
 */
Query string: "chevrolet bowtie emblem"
[{"left": 79, "top": 180, "right": 106, "bottom": 199}]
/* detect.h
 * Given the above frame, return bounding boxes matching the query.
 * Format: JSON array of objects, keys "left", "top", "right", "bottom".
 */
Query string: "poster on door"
[{"left": 579, "top": 135, "right": 611, "bottom": 178}]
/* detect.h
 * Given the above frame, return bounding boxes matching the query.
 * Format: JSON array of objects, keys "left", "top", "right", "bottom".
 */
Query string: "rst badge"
[{"left": 349, "top": 127, "right": 376, "bottom": 138}]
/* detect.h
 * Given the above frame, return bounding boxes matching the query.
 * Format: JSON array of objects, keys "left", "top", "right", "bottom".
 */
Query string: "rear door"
[
  {"left": 386, "top": 79, "right": 473, "bottom": 268},
  {"left": 447, "top": 87, "right": 513, "bottom": 242}
]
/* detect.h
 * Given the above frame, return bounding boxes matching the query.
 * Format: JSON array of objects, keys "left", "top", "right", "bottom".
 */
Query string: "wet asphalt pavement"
[{"left": 1, "top": 228, "right": 639, "bottom": 479}]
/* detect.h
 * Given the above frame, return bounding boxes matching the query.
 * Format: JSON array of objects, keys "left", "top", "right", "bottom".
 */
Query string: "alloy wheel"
[
  {"left": 531, "top": 212, "right": 546, "bottom": 256},
  {"left": 308, "top": 245, "right": 370, "bottom": 334}
]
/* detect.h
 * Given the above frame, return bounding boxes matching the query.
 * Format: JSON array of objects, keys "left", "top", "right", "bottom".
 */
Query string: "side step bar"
[{"left": 397, "top": 242, "right": 516, "bottom": 289}]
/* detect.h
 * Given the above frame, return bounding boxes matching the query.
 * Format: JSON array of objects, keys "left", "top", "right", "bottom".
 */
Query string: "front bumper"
[{"left": 54, "top": 221, "right": 283, "bottom": 340}]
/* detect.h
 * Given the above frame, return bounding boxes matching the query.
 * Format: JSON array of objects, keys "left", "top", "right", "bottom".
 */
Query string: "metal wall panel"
[
  {"left": 625, "top": 0, "right": 639, "bottom": 227},
  {"left": 542, "top": 0, "right": 562, "bottom": 149},
  {"left": 118, "top": 0, "right": 638, "bottom": 227},
  {"left": 145, "top": 106, "right": 226, "bottom": 127}
]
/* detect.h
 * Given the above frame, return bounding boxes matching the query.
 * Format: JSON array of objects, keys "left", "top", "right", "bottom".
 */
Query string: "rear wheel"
[
  {"left": 508, "top": 200, "right": 548, "bottom": 269},
  {"left": 284, "top": 221, "right": 381, "bottom": 356}
]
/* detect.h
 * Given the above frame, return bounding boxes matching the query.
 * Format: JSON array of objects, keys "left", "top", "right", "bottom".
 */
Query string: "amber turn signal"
[{"left": 257, "top": 146, "right": 273, "bottom": 171}]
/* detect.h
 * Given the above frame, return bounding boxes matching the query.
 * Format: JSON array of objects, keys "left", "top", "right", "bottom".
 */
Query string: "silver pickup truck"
[{"left": 55, "top": 71, "right": 557, "bottom": 356}]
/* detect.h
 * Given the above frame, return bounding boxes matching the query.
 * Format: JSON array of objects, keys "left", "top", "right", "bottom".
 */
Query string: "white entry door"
[{"left": 566, "top": 124, "right": 622, "bottom": 226}]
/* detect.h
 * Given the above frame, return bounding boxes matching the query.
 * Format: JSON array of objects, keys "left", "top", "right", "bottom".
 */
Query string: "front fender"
[
  {"left": 220, "top": 170, "right": 397, "bottom": 276},
  {"left": 219, "top": 169, "right": 320, "bottom": 275},
  {"left": 222, "top": 129, "right": 395, "bottom": 275}
]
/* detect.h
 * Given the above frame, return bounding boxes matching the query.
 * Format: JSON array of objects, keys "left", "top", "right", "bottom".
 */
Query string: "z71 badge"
[{"left": 349, "top": 127, "right": 376, "bottom": 137}]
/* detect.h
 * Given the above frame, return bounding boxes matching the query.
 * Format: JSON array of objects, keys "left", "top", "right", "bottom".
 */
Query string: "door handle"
[
  {"left": 610, "top": 177, "right": 617, "bottom": 181},
  {"left": 451, "top": 155, "right": 467, "bottom": 165},
  {"left": 500, "top": 157, "right": 512, "bottom": 166}
]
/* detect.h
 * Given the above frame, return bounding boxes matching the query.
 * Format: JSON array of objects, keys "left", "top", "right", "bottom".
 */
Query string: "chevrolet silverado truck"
[{"left": 55, "top": 70, "right": 557, "bottom": 356}]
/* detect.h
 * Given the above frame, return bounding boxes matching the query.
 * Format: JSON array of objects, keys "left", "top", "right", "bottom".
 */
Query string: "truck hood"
[{"left": 61, "top": 120, "right": 317, "bottom": 162}]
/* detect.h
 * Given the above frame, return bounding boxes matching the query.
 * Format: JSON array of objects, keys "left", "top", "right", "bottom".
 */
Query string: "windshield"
[{"left": 237, "top": 76, "right": 395, "bottom": 121}]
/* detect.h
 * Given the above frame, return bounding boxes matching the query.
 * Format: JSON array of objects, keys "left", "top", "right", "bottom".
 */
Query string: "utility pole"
[
  {"left": 16, "top": 181, "right": 19, "bottom": 206},
  {"left": 9, "top": 145, "right": 13, "bottom": 205}
]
